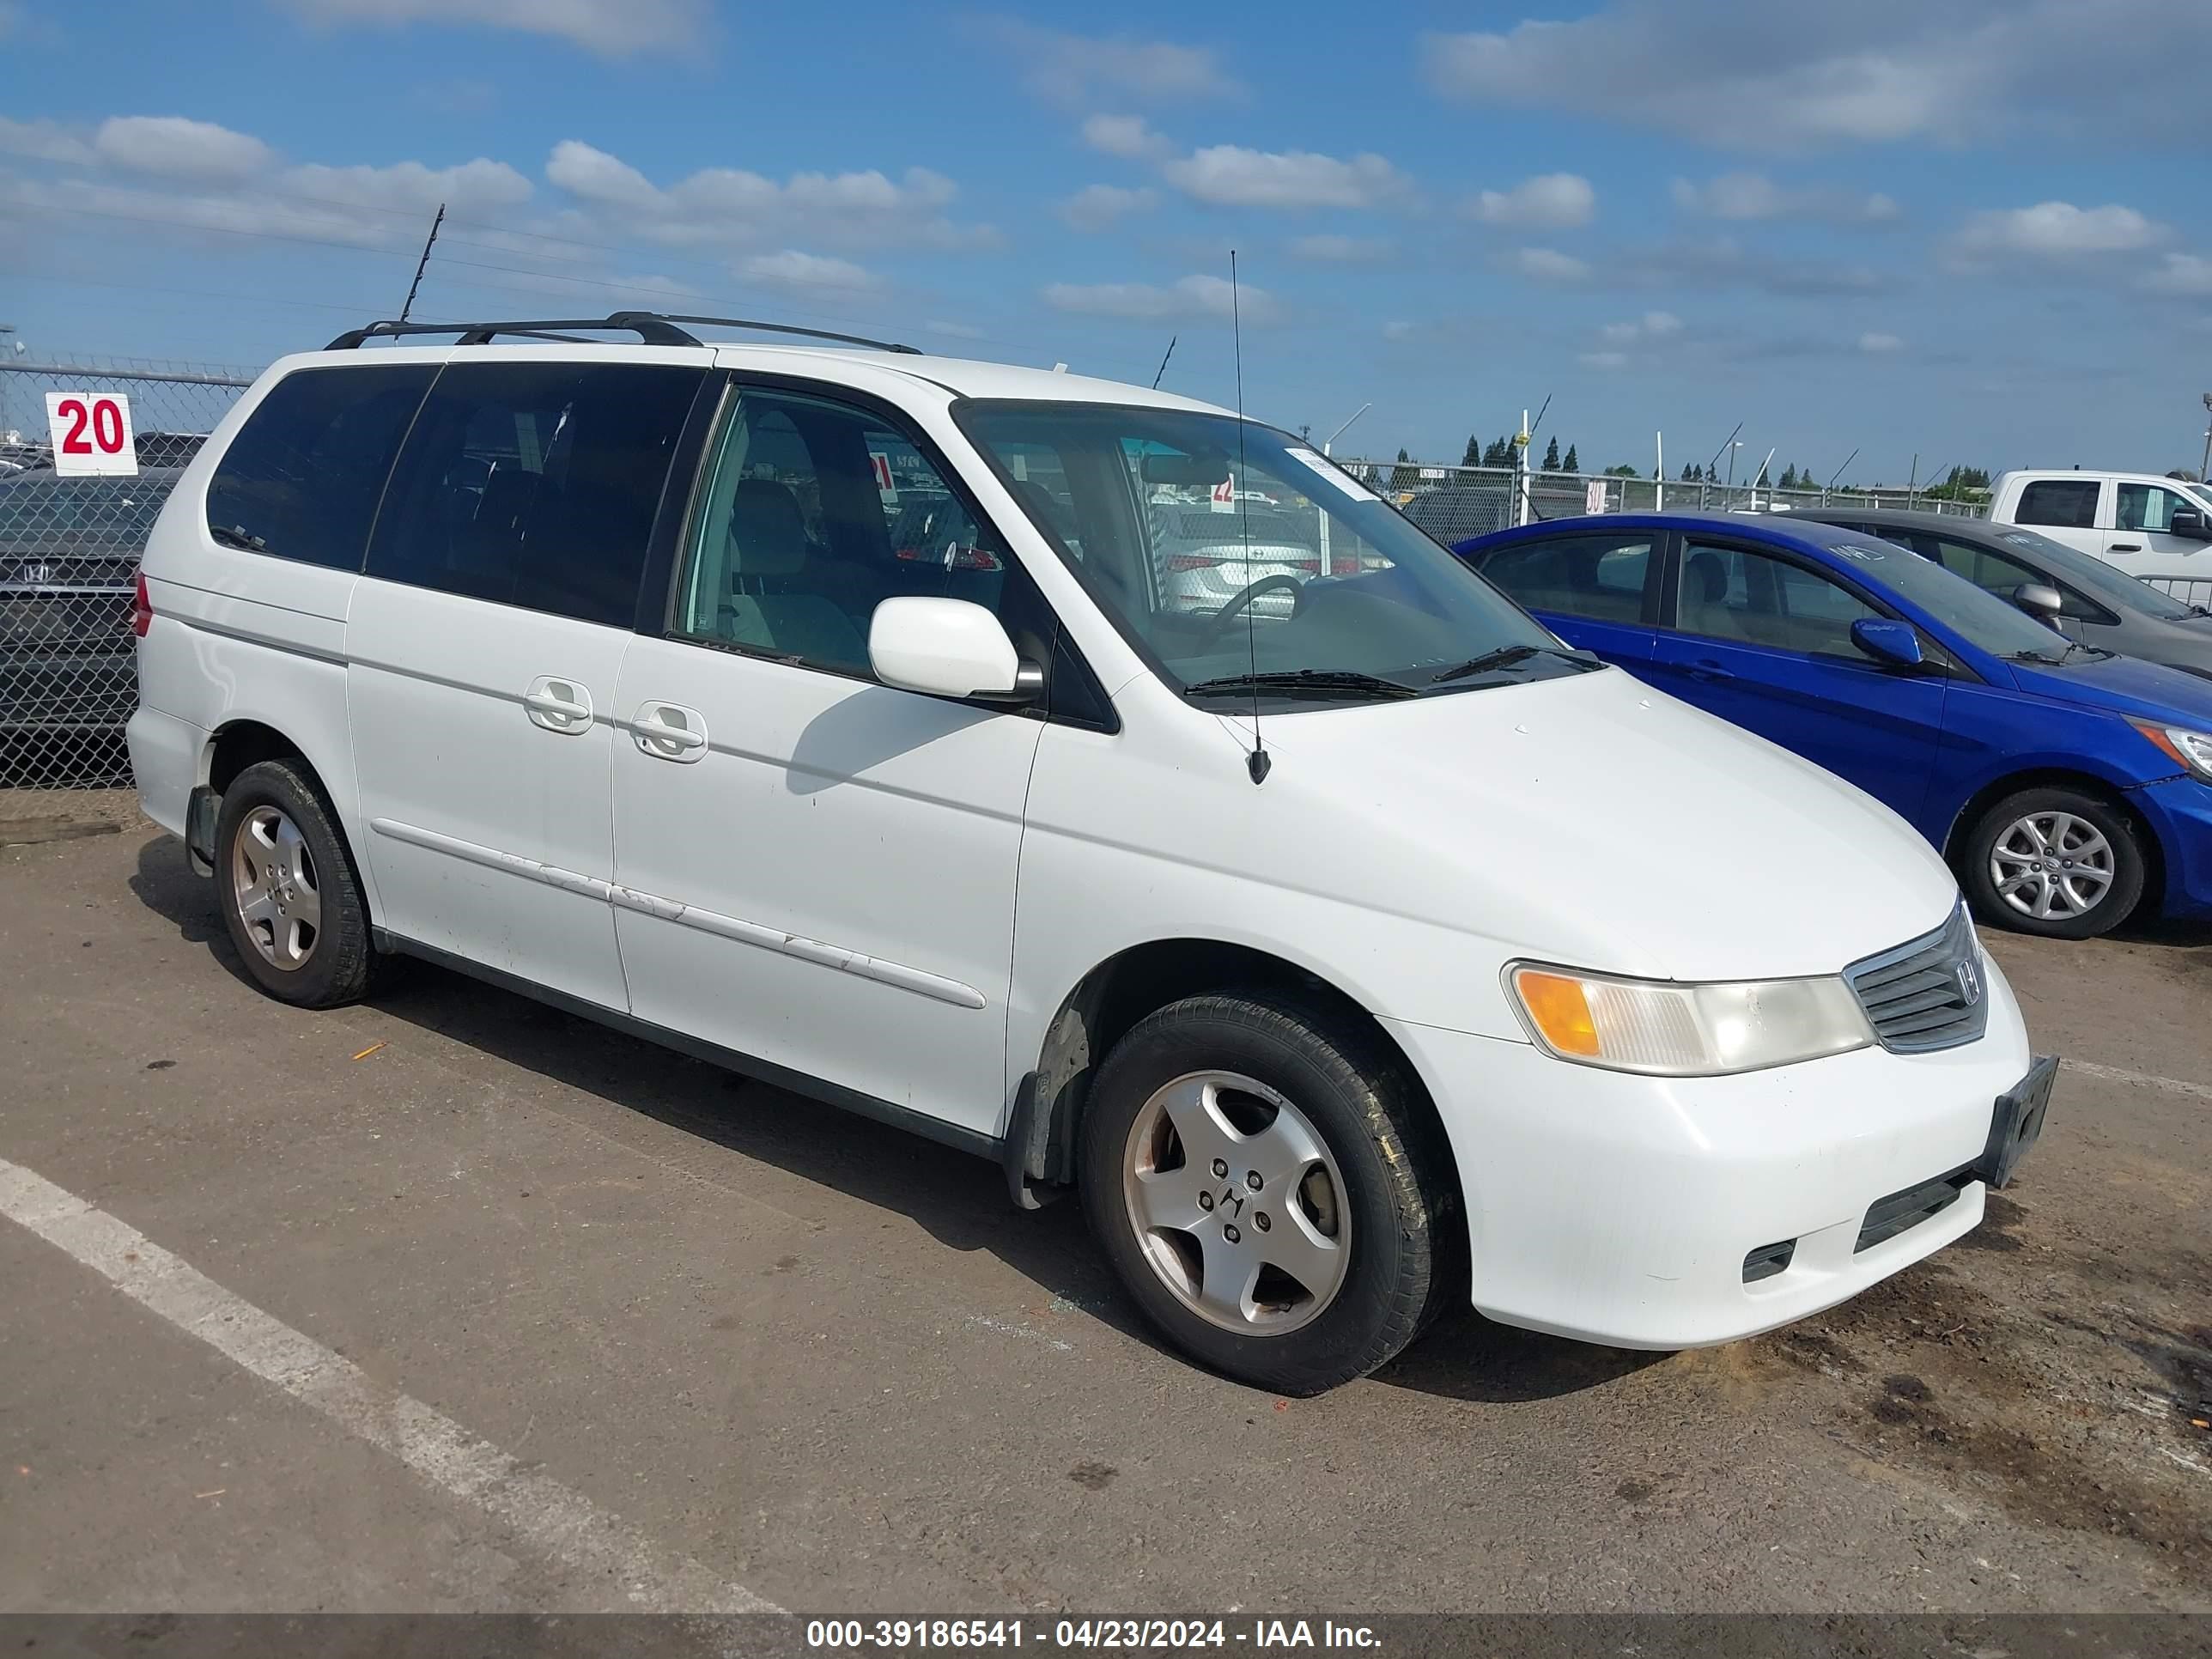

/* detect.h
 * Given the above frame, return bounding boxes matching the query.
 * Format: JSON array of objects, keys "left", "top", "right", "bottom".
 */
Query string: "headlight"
[
  {"left": 2129, "top": 718, "right": 2212, "bottom": 781},
  {"left": 1507, "top": 963, "right": 1874, "bottom": 1077}
]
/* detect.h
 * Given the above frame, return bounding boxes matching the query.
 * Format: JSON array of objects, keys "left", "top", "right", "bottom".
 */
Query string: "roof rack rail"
[{"left": 325, "top": 311, "right": 921, "bottom": 355}]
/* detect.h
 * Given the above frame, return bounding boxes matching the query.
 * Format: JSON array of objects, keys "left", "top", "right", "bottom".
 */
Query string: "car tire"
[
  {"left": 1960, "top": 785, "right": 2146, "bottom": 940},
  {"left": 1078, "top": 991, "right": 1461, "bottom": 1395},
  {"left": 214, "top": 758, "right": 377, "bottom": 1007}
]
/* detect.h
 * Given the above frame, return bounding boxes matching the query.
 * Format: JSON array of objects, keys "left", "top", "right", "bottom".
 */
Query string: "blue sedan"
[{"left": 1455, "top": 512, "right": 2212, "bottom": 939}]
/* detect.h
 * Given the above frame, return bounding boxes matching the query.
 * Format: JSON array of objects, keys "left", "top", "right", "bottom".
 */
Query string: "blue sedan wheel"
[{"left": 1960, "top": 787, "right": 2147, "bottom": 941}]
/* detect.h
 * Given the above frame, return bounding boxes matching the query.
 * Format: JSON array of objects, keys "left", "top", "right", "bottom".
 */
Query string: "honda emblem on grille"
[{"left": 1954, "top": 958, "right": 1982, "bottom": 1006}]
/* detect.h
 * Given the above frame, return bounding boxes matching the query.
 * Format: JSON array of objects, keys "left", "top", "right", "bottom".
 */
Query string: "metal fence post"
[{"left": 2, "top": 356, "right": 258, "bottom": 789}]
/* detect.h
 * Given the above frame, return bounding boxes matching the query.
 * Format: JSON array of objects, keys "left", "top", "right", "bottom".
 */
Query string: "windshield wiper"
[
  {"left": 208, "top": 524, "right": 266, "bottom": 552},
  {"left": 2003, "top": 649, "right": 2069, "bottom": 665},
  {"left": 1430, "top": 643, "right": 1597, "bottom": 684},
  {"left": 1183, "top": 669, "right": 1419, "bottom": 702}
]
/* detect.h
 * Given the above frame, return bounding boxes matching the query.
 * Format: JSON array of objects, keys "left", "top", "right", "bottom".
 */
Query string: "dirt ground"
[{"left": 0, "top": 798, "right": 2206, "bottom": 1613}]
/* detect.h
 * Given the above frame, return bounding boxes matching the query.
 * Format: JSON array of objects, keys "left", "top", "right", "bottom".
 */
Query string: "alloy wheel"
[
  {"left": 231, "top": 804, "right": 322, "bottom": 971},
  {"left": 1989, "top": 810, "right": 2114, "bottom": 922},
  {"left": 1121, "top": 1070, "right": 1352, "bottom": 1336}
]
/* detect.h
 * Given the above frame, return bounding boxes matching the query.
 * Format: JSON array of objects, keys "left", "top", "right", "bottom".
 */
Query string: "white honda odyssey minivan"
[{"left": 128, "top": 313, "right": 2053, "bottom": 1394}]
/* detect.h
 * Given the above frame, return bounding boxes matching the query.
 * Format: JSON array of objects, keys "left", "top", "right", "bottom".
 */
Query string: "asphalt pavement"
[{"left": 2, "top": 811, "right": 2207, "bottom": 1613}]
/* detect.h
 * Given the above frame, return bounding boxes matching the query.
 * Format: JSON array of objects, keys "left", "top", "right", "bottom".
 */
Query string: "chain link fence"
[
  {"left": 1, "top": 358, "right": 255, "bottom": 787},
  {"left": 1334, "top": 459, "right": 1990, "bottom": 538}
]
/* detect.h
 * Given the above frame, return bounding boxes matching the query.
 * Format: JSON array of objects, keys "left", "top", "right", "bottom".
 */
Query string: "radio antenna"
[
  {"left": 1231, "top": 251, "right": 1268, "bottom": 786},
  {"left": 1152, "top": 333, "right": 1177, "bottom": 390}
]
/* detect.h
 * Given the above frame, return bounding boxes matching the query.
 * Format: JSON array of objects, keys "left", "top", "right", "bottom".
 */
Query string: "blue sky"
[{"left": 3, "top": 0, "right": 2209, "bottom": 483}]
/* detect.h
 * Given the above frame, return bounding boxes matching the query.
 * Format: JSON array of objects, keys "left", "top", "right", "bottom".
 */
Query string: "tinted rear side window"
[
  {"left": 205, "top": 366, "right": 435, "bottom": 569},
  {"left": 367, "top": 361, "right": 702, "bottom": 628},
  {"left": 2015, "top": 479, "right": 2099, "bottom": 530}
]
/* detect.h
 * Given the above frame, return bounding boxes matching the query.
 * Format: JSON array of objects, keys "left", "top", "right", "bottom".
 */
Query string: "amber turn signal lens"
[{"left": 1513, "top": 969, "right": 1600, "bottom": 1056}]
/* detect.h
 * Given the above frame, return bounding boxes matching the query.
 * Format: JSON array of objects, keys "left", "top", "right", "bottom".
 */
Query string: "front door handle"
[
  {"left": 2110, "top": 543, "right": 2142, "bottom": 553},
  {"left": 631, "top": 701, "right": 708, "bottom": 763},
  {"left": 1686, "top": 659, "right": 1735, "bottom": 683},
  {"left": 523, "top": 676, "right": 592, "bottom": 734}
]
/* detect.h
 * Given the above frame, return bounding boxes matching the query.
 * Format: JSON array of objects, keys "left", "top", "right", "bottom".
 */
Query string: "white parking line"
[
  {"left": 2063, "top": 1059, "right": 2212, "bottom": 1102},
  {"left": 0, "top": 1155, "right": 781, "bottom": 1614}
]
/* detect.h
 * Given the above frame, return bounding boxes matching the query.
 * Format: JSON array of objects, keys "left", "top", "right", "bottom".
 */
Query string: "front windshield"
[
  {"left": 1811, "top": 532, "right": 2084, "bottom": 659},
  {"left": 957, "top": 401, "right": 1574, "bottom": 704},
  {"left": 2188, "top": 483, "right": 2212, "bottom": 515},
  {"left": 1982, "top": 524, "right": 2201, "bottom": 621}
]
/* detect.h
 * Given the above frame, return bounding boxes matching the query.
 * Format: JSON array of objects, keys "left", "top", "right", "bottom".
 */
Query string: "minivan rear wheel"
[
  {"left": 215, "top": 759, "right": 375, "bottom": 1007},
  {"left": 1960, "top": 785, "right": 2146, "bottom": 940},
  {"left": 1078, "top": 992, "right": 1458, "bottom": 1395}
]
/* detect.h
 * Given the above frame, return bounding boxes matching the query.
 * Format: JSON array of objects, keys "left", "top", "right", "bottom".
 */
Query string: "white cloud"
[
  {"left": 1289, "top": 234, "right": 1394, "bottom": 264},
  {"left": 0, "top": 116, "right": 94, "bottom": 167},
  {"left": 1578, "top": 351, "right": 1628, "bottom": 368},
  {"left": 738, "top": 250, "right": 880, "bottom": 294},
  {"left": 1042, "top": 272, "right": 1277, "bottom": 323},
  {"left": 1162, "top": 145, "right": 1413, "bottom": 211},
  {"left": 1468, "top": 173, "right": 1594, "bottom": 229},
  {"left": 277, "top": 0, "right": 707, "bottom": 57},
  {"left": 1859, "top": 331, "right": 1904, "bottom": 352},
  {"left": 544, "top": 140, "right": 994, "bottom": 253},
  {"left": 284, "top": 157, "right": 532, "bottom": 215},
  {"left": 1081, "top": 114, "right": 1171, "bottom": 161},
  {"left": 1381, "top": 319, "right": 1415, "bottom": 342},
  {"left": 1952, "top": 201, "right": 2167, "bottom": 259},
  {"left": 984, "top": 20, "right": 1243, "bottom": 108},
  {"left": 1670, "top": 171, "right": 1897, "bottom": 223},
  {"left": 1600, "top": 310, "right": 1680, "bottom": 342},
  {"left": 924, "top": 319, "right": 988, "bottom": 340},
  {"left": 2145, "top": 252, "right": 2212, "bottom": 296},
  {"left": 1504, "top": 246, "right": 1589, "bottom": 282},
  {"left": 94, "top": 116, "right": 272, "bottom": 183},
  {"left": 1060, "top": 183, "right": 1158, "bottom": 231},
  {"left": 1421, "top": 2, "right": 2212, "bottom": 151}
]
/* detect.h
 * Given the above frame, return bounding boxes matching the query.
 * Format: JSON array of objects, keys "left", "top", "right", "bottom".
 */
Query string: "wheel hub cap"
[
  {"left": 232, "top": 805, "right": 322, "bottom": 972},
  {"left": 1990, "top": 810, "right": 2114, "bottom": 922},
  {"left": 1121, "top": 1070, "right": 1351, "bottom": 1336}
]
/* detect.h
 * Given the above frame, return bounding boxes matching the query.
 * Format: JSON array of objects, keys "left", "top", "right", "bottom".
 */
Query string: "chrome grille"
[{"left": 1844, "top": 903, "right": 1990, "bottom": 1054}]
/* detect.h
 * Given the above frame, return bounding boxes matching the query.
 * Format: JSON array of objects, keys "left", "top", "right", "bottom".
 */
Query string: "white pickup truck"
[{"left": 1987, "top": 469, "right": 2212, "bottom": 602}]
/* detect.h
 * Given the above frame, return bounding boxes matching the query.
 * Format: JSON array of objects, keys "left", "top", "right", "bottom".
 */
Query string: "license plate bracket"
[{"left": 1978, "top": 1054, "right": 2057, "bottom": 1189}]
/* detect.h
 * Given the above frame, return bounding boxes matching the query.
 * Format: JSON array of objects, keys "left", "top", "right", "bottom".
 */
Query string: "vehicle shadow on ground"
[{"left": 131, "top": 832, "right": 1642, "bottom": 1404}]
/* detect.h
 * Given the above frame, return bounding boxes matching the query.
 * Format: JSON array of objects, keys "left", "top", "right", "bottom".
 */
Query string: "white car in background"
[{"left": 1987, "top": 469, "right": 2212, "bottom": 602}]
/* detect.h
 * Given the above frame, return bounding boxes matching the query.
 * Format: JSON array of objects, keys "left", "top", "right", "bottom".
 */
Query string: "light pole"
[
  {"left": 1317, "top": 404, "right": 1369, "bottom": 580},
  {"left": 1322, "top": 402, "right": 1370, "bottom": 459},
  {"left": 2201, "top": 392, "right": 2210, "bottom": 486},
  {"left": 1725, "top": 440, "right": 1744, "bottom": 489}
]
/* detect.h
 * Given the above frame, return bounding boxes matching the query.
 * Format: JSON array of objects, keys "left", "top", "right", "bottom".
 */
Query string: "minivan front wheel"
[
  {"left": 1079, "top": 993, "right": 1457, "bottom": 1395},
  {"left": 1960, "top": 785, "right": 2146, "bottom": 940},
  {"left": 215, "top": 759, "right": 375, "bottom": 1007}
]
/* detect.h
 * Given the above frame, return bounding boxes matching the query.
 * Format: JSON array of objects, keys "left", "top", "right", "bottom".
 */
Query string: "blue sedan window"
[{"left": 1808, "top": 532, "right": 2075, "bottom": 658}]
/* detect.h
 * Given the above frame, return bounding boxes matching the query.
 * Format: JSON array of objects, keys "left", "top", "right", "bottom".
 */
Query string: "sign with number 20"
[{"left": 45, "top": 392, "right": 139, "bottom": 477}]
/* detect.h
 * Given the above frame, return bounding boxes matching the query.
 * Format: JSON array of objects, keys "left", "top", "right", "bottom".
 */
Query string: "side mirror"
[
  {"left": 868, "top": 597, "right": 1042, "bottom": 703},
  {"left": 2172, "top": 507, "right": 2209, "bottom": 540},
  {"left": 1850, "top": 617, "right": 1924, "bottom": 669},
  {"left": 2010, "top": 581, "right": 2065, "bottom": 621}
]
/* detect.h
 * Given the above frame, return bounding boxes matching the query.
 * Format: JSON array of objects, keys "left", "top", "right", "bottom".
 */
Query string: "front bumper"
[
  {"left": 2133, "top": 775, "right": 2212, "bottom": 919},
  {"left": 1382, "top": 951, "right": 2036, "bottom": 1349}
]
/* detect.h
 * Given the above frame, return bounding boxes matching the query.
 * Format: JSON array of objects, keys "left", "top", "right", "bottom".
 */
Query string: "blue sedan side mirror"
[{"left": 1851, "top": 617, "right": 1924, "bottom": 669}]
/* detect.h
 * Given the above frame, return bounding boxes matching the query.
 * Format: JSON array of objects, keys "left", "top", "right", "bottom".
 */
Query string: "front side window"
[
  {"left": 207, "top": 365, "right": 434, "bottom": 569},
  {"left": 2015, "top": 478, "right": 2100, "bottom": 530},
  {"left": 674, "top": 386, "right": 1029, "bottom": 681},
  {"left": 2117, "top": 483, "right": 2187, "bottom": 534},
  {"left": 1920, "top": 533, "right": 2105, "bottom": 622},
  {"left": 366, "top": 361, "right": 701, "bottom": 627},
  {"left": 1979, "top": 525, "right": 2197, "bottom": 620},
  {"left": 1675, "top": 542, "right": 1877, "bottom": 656},
  {"left": 1479, "top": 532, "right": 1655, "bottom": 623},
  {"left": 1808, "top": 532, "right": 2079, "bottom": 659},
  {"left": 957, "top": 402, "right": 1571, "bottom": 706}
]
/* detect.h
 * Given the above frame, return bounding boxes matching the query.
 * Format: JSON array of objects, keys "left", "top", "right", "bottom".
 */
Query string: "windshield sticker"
[
  {"left": 1831, "top": 542, "right": 1889, "bottom": 562},
  {"left": 1285, "top": 447, "right": 1380, "bottom": 503},
  {"left": 2000, "top": 532, "right": 2043, "bottom": 550}
]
